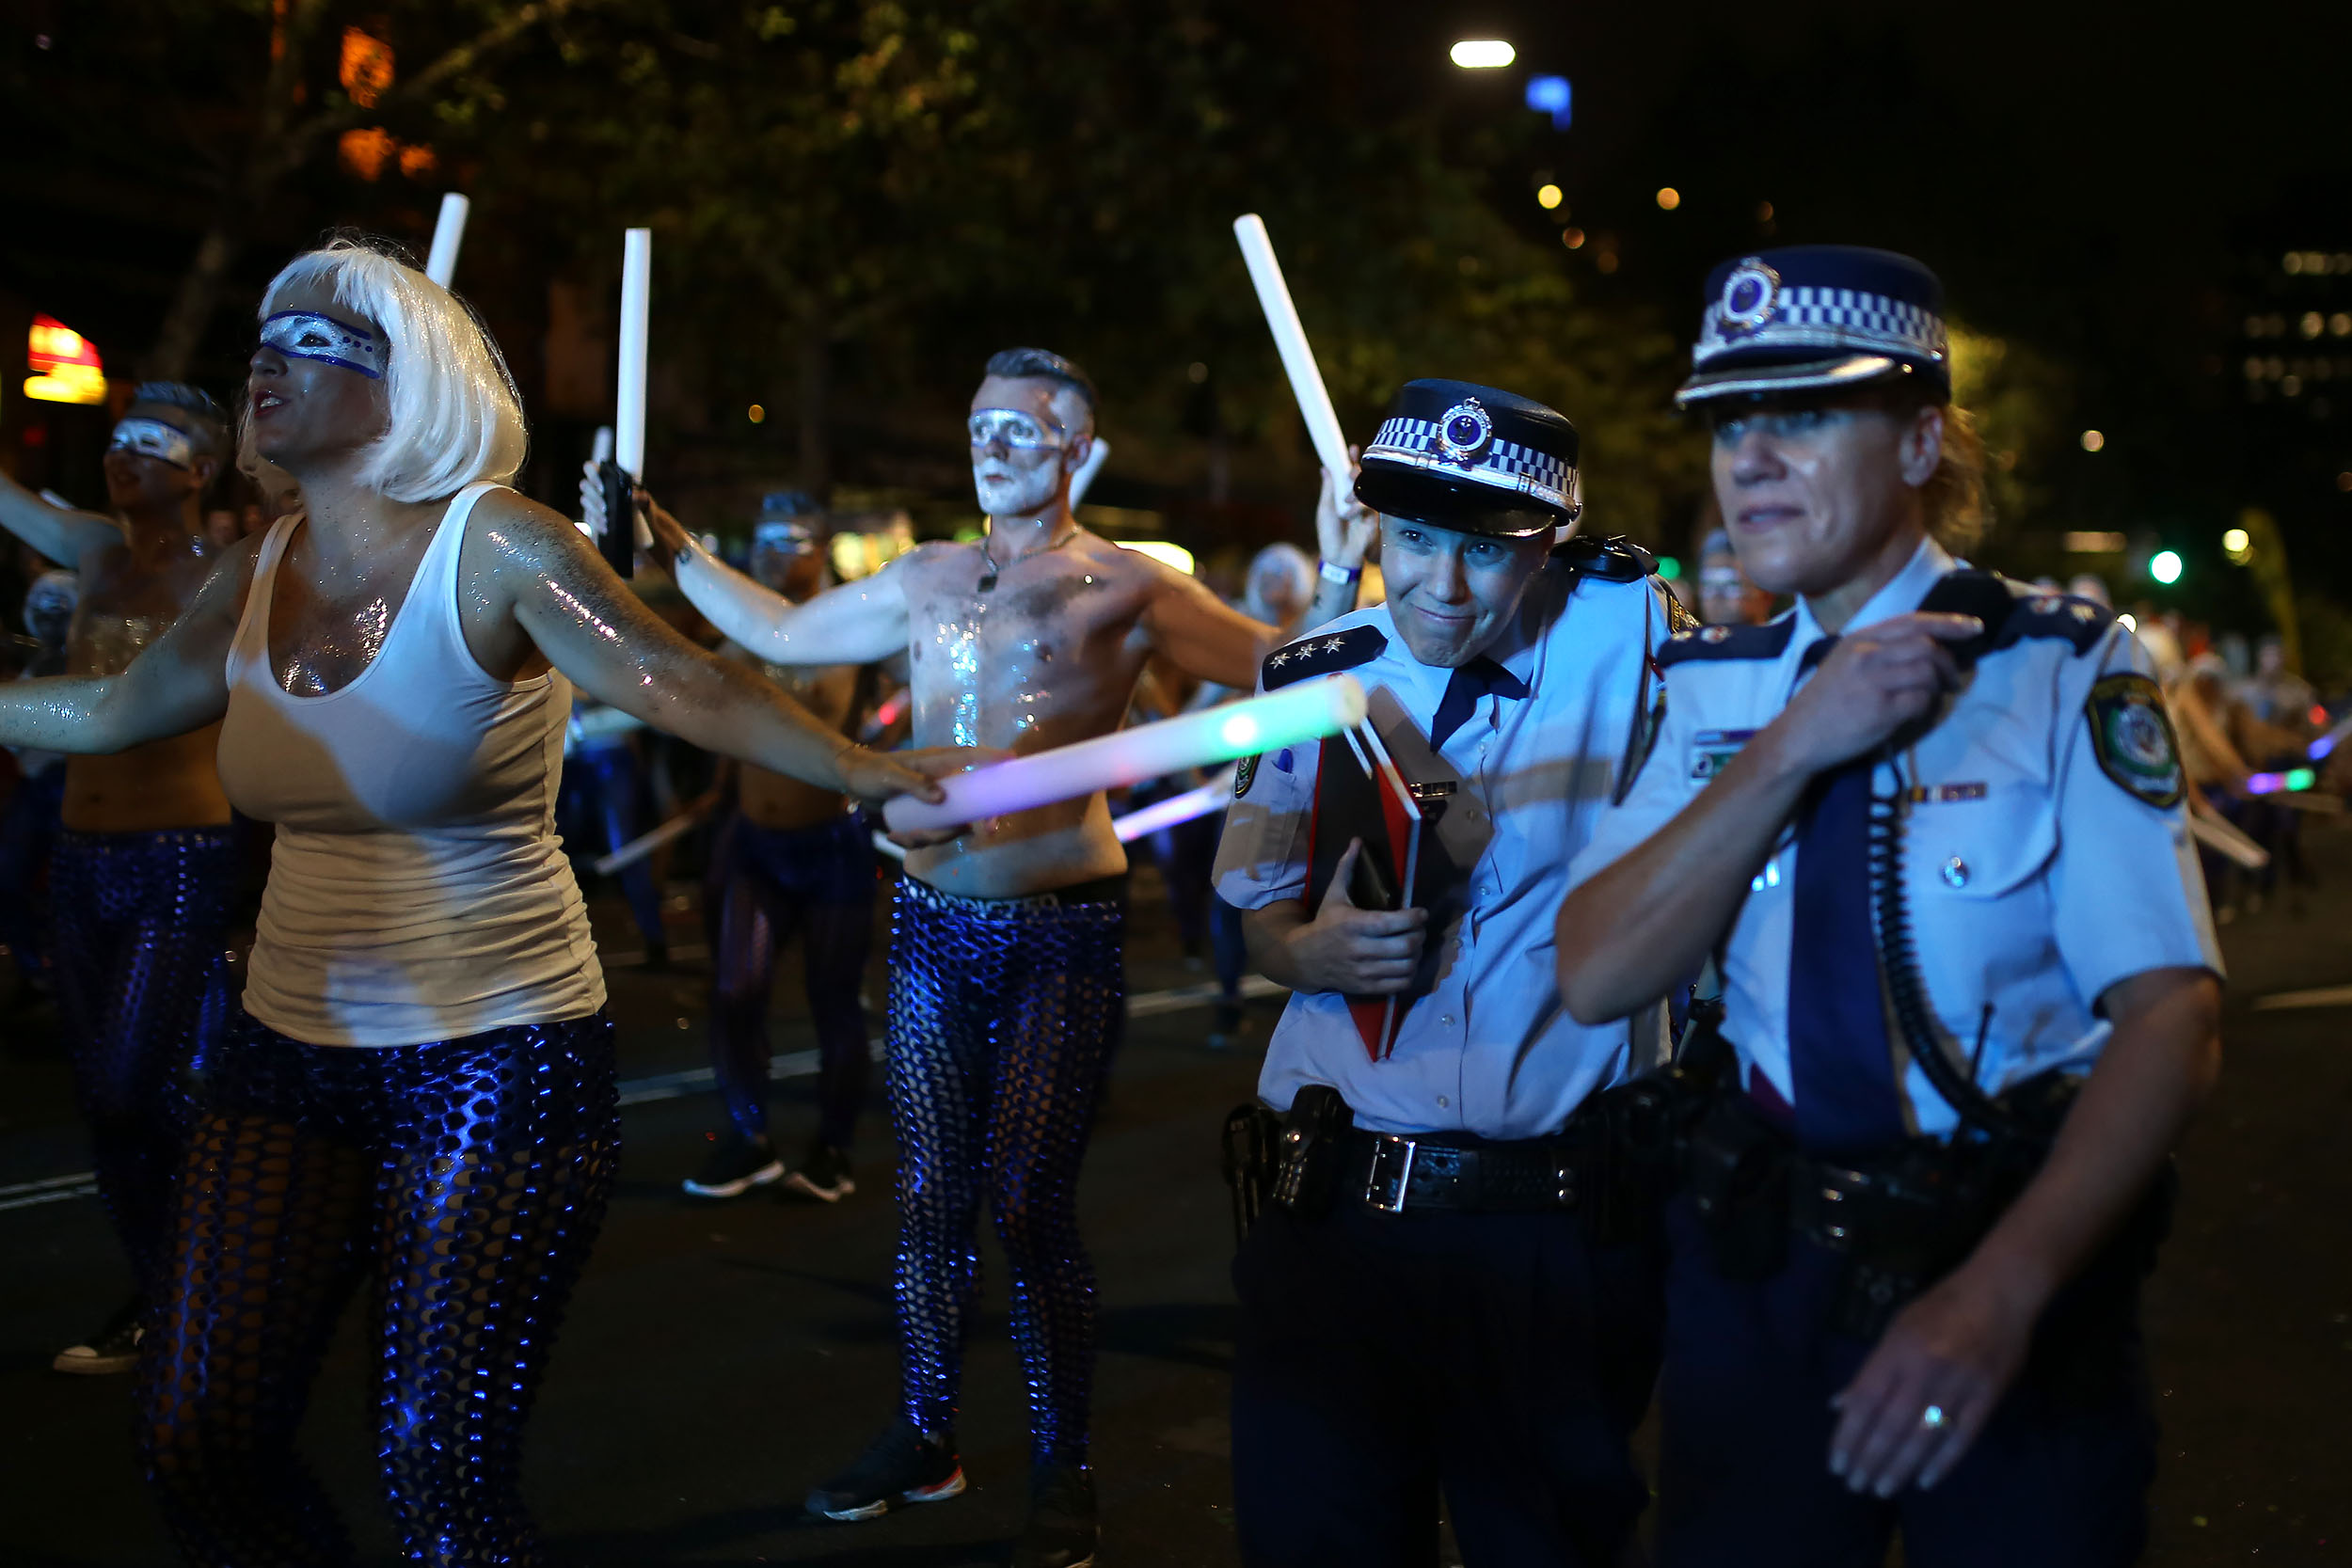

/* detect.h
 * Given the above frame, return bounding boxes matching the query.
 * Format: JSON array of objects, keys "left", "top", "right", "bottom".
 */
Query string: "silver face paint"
[
  {"left": 970, "top": 408, "right": 1070, "bottom": 518},
  {"left": 109, "top": 418, "right": 196, "bottom": 470},
  {"left": 261, "top": 309, "right": 387, "bottom": 379}
]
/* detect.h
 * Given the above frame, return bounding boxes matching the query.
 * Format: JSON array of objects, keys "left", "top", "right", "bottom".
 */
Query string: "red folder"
[{"left": 1306, "top": 722, "right": 1426, "bottom": 1059}]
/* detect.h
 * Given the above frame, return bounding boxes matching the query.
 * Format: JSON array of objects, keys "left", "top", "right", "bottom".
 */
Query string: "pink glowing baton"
[{"left": 882, "top": 675, "right": 1366, "bottom": 835}]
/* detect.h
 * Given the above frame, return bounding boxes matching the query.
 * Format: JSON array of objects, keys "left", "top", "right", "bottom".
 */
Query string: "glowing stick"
[
  {"left": 1232, "top": 214, "right": 1354, "bottom": 485},
  {"left": 882, "top": 675, "right": 1366, "bottom": 834},
  {"left": 425, "top": 193, "right": 469, "bottom": 287},
  {"left": 591, "top": 800, "right": 710, "bottom": 876},
  {"left": 1070, "top": 436, "right": 1111, "bottom": 508},
  {"left": 614, "top": 229, "right": 653, "bottom": 481},
  {"left": 2244, "top": 768, "right": 2318, "bottom": 796},
  {"left": 871, "top": 830, "right": 907, "bottom": 862},
  {"left": 1113, "top": 768, "right": 1238, "bottom": 842},
  {"left": 2306, "top": 710, "right": 2352, "bottom": 760},
  {"left": 2186, "top": 809, "right": 2269, "bottom": 871}
]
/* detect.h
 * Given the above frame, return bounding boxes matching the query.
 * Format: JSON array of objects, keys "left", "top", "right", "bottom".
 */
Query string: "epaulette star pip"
[
  {"left": 1263, "top": 624, "right": 1387, "bottom": 690},
  {"left": 1656, "top": 618, "right": 1797, "bottom": 668}
]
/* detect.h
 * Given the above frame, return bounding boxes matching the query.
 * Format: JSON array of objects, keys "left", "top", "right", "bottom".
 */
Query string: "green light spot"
[{"left": 1657, "top": 556, "right": 1682, "bottom": 580}]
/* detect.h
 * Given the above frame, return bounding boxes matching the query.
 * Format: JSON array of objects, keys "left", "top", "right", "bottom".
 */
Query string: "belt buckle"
[{"left": 1363, "top": 1134, "right": 1419, "bottom": 1214}]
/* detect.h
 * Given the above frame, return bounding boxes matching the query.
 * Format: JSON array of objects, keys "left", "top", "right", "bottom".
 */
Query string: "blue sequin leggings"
[
  {"left": 50, "top": 826, "right": 235, "bottom": 1300},
  {"left": 137, "top": 1009, "right": 620, "bottom": 1566},
  {"left": 887, "top": 876, "right": 1124, "bottom": 1468},
  {"left": 710, "top": 813, "right": 874, "bottom": 1150}
]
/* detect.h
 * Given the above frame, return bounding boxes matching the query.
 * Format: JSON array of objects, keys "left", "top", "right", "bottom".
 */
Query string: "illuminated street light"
[
  {"left": 1450, "top": 40, "right": 1515, "bottom": 68},
  {"left": 2223, "top": 527, "right": 2253, "bottom": 563},
  {"left": 1536, "top": 183, "right": 1564, "bottom": 210},
  {"left": 1656, "top": 186, "right": 1681, "bottom": 211},
  {"left": 2080, "top": 429, "right": 2106, "bottom": 451},
  {"left": 2150, "top": 549, "right": 2184, "bottom": 585}
]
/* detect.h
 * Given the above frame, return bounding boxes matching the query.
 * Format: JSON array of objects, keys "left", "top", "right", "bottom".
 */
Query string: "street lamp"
[
  {"left": 2150, "top": 549, "right": 2184, "bottom": 585},
  {"left": 1450, "top": 40, "right": 1516, "bottom": 68}
]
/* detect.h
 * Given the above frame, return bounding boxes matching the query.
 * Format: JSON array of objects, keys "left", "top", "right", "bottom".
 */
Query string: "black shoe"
[
  {"left": 1206, "top": 998, "right": 1245, "bottom": 1051},
  {"left": 807, "top": 1419, "right": 965, "bottom": 1522},
  {"left": 1014, "top": 1462, "right": 1099, "bottom": 1568},
  {"left": 680, "top": 1130, "right": 784, "bottom": 1199},
  {"left": 54, "top": 1295, "right": 144, "bottom": 1376},
  {"left": 785, "top": 1142, "right": 857, "bottom": 1203}
]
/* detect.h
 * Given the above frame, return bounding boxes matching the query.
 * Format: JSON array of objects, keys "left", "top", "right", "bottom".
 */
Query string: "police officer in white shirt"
[
  {"left": 1215, "top": 379, "right": 1686, "bottom": 1566},
  {"left": 1558, "top": 246, "right": 2224, "bottom": 1567}
]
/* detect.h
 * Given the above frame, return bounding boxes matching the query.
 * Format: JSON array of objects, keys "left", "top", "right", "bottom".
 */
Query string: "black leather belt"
[{"left": 1334, "top": 1125, "right": 1595, "bottom": 1216}]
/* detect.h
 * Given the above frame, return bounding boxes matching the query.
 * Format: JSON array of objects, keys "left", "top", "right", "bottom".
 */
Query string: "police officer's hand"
[
  {"left": 1282, "top": 838, "right": 1426, "bottom": 995},
  {"left": 1827, "top": 1258, "right": 2042, "bottom": 1497},
  {"left": 1772, "top": 611, "right": 1985, "bottom": 774},
  {"left": 1314, "top": 446, "right": 1377, "bottom": 570}
]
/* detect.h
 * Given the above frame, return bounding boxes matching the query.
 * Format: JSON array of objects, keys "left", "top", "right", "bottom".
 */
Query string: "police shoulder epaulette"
[
  {"left": 1655, "top": 616, "right": 1796, "bottom": 668},
  {"left": 1549, "top": 532, "right": 1656, "bottom": 584},
  {"left": 1985, "top": 578, "right": 2115, "bottom": 657},
  {"left": 1263, "top": 622, "right": 1387, "bottom": 689}
]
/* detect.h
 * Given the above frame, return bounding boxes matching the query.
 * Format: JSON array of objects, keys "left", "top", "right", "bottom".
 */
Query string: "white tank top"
[{"left": 218, "top": 482, "right": 606, "bottom": 1046}]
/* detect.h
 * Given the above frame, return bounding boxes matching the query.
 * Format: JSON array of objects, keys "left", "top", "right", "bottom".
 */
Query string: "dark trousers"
[
  {"left": 708, "top": 812, "right": 874, "bottom": 1150},
  {"left": 51, "top": 826, "right": 235, "bottom": 1298},
  {"left": 143, "top": 1010, "right": 620, "bottom": 1565},
  {"left": 1232, "top": 1201, "right": 1665, "bottom": 1567},
  {"left": 1656, "top": 1196, "right": 2157, "bottom": 1568}
]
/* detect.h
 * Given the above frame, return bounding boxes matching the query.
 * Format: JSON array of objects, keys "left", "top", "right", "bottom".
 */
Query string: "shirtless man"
[
  {"left": 0, "top": 384, "right": 235, "bottom": 1375},
  {"left": 683, "top": 495, "right": 882, "bottom": 1204},
  {"left": 637, "top": 347, "right": 1366, "bottom": 1567}
]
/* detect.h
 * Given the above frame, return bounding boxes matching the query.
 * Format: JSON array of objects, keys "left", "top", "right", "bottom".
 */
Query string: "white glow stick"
[
  {"left": 883, "top": 675, "right": 1366, "bottom": 834},
  {"left": 871, "top": 830, "right": 908, "bottom": 862},
  {"left": 425, "top": 193, "right": 469, "bottom": 287},
  {"left": 591, "top": 801, "right": 710, "bottom": 877},
  {"left": 614, "top": 229, "right": 653, "bottom": 481},
  {"left": 1069, "top": 436, "right": 1111, "bottom": 508},
  {"left": 2186, "top": 809, "right": 2269, "bottom": 871},
  {"left": 1232, "top": 214, "right": 1353, "bottom": 484},
  {"left": 1113, "top": 768, "right": 1238, "bottom": 842}
]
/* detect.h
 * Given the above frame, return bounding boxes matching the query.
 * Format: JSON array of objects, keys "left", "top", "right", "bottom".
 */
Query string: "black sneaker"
[
  {"left": 807, "top": 1419, "right": 965, "bottom": 1522},
  {"left": 680, "top": 1130, "right": 784, "bottom": 1199},
  {"left": 1014, "top": 1462, "right": 1099, "bottom": 1568},
  {"left": 54, "top": 1295, "right": 144, "bottom": 1375},
  {"left": 785, "top": 1142, "right": 857, "bottom": 1203},
  {"left": 1206, "top": 999, "right": 1245, "bottom": 1052}
]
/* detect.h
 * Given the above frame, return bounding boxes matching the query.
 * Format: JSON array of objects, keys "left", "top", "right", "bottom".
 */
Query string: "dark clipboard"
[{"left": 1305, "top": 721, "right": 1433, "bottom": 1060}]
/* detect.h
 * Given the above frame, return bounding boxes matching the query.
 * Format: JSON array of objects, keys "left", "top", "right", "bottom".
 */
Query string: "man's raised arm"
[{"left": 0, "top": 468, "right": 121, "bottom": 569}]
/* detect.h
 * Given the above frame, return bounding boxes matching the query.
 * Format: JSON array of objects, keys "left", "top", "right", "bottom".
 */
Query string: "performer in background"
[
  {"left": 634, "top": 346, "right": 1366, "bottom": 1567},
  {"left": 0, "top": 569, "right": 79, "bottom": 1007},
  {"left": 0, "top": 384, "right": 236, "bottom": 1377},
  {"left": 685, "top": 492, "right": 882, "bottom": 1203},
  {"left": 1215, "top": 380, "right": 1684, "bottom": 1565},
  {"left": 1560, "top": 245, "right": 2223, "bottom": 1567},
  {"left": 0, "top": 239, "right": 962, "bottom": 1566}
]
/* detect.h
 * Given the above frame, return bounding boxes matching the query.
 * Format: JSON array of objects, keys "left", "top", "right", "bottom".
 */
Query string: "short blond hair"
[{"left": 254, "top": 239, "right": 526, "bottom": 503}]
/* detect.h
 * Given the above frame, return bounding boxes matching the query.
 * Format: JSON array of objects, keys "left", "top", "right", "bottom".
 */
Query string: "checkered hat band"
[
  {"left": 1698, "top": 285, "right": 1947, "bottom": 364},
  {"left": 1365, "top": 416, "right": 1574, "bottom": 509}
]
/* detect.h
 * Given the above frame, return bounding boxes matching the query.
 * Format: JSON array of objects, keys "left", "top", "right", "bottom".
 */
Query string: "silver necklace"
[{"left": 977, "top": 524, "right": 1077, "bottom": 594}]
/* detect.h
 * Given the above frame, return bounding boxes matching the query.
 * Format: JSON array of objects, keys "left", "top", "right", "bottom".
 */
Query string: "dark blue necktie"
[
  {"left": 1786, "top": 636, "right": 1906, "bottom": 1153},
  {"left": 1429, "top": 656, "right": 1529, "bottom": 751}
]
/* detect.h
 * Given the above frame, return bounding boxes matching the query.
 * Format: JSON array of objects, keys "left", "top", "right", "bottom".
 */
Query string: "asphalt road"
[{"left": 1, "top": 836, "right": 2347, "bottom": 1566}]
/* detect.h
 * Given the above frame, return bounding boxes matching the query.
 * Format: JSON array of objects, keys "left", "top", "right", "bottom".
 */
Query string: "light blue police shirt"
[
  {"left": 1571, "top": 537, "right": 2224, "bottom": 1139},
  {"left": 1214, "top": 561, "right": 1675, "bottom": 1140}
]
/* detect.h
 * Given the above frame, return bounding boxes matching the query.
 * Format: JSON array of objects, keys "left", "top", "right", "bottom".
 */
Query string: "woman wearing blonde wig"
[{"left": 0, "top": 238, "right": 965, "bottom": 1563}]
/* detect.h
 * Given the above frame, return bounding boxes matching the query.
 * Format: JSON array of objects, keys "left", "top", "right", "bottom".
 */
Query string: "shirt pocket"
[{"left": 1909, "top": 782, "right": 2057, "bottom": 901}]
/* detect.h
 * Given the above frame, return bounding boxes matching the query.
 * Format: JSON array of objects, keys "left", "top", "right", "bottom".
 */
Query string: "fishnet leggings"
[
  {"left": 135, "top": 1011, "right": 620, "bottom": 1566},
  {"left": 887, "top": 877, "right": 1123, "bottom": 1468}
]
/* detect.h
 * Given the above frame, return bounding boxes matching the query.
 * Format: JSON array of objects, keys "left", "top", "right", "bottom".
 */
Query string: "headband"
[
  {"left": 261, "top": 309, "right": 386, "bottom": 379},
  {"left": 109, "top": 417, "right": 196, "bottom": 469}
]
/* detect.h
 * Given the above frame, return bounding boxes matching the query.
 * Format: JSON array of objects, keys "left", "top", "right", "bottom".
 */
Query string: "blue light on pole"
[{"left": 1525, "top": 75, "right": 1572, "bottom": 130}]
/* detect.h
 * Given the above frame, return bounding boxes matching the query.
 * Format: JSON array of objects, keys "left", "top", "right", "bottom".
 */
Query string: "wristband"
[{"left": 1318, "top": 559, "right": 1362, "bottom": 587}]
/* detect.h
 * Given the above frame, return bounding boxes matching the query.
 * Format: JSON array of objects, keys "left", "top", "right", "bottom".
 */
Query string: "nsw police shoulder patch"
[
  {"left": 1233, "top": 752, "right": 1260, "bottom": 799},
  {"left": 2086, "top": 673, "right": 2184, "bottom": 808}
]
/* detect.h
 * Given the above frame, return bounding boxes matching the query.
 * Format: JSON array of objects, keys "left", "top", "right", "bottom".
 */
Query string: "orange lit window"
[
  {"left": 340, "top": 126, "right": 395, "bottom": 181},
  {"left": 398, "top": 143, "right": 437, "bottom": 179},
  {"left": 341, "top": 27, "right": 394, "bottom": 108}
]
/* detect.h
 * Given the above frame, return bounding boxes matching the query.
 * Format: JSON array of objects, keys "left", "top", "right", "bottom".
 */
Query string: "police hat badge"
[
  {"left": 1716, "top": 258, "right": 1781, "bottom": 337},
  {"left": 1355, "top": 379, "right": 1580, "bottom": 540}
]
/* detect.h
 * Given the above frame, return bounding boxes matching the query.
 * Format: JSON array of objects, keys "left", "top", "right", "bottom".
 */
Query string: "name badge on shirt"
[{"left": 1690, "top": 729, "right": 1756, "bottom": 782}]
